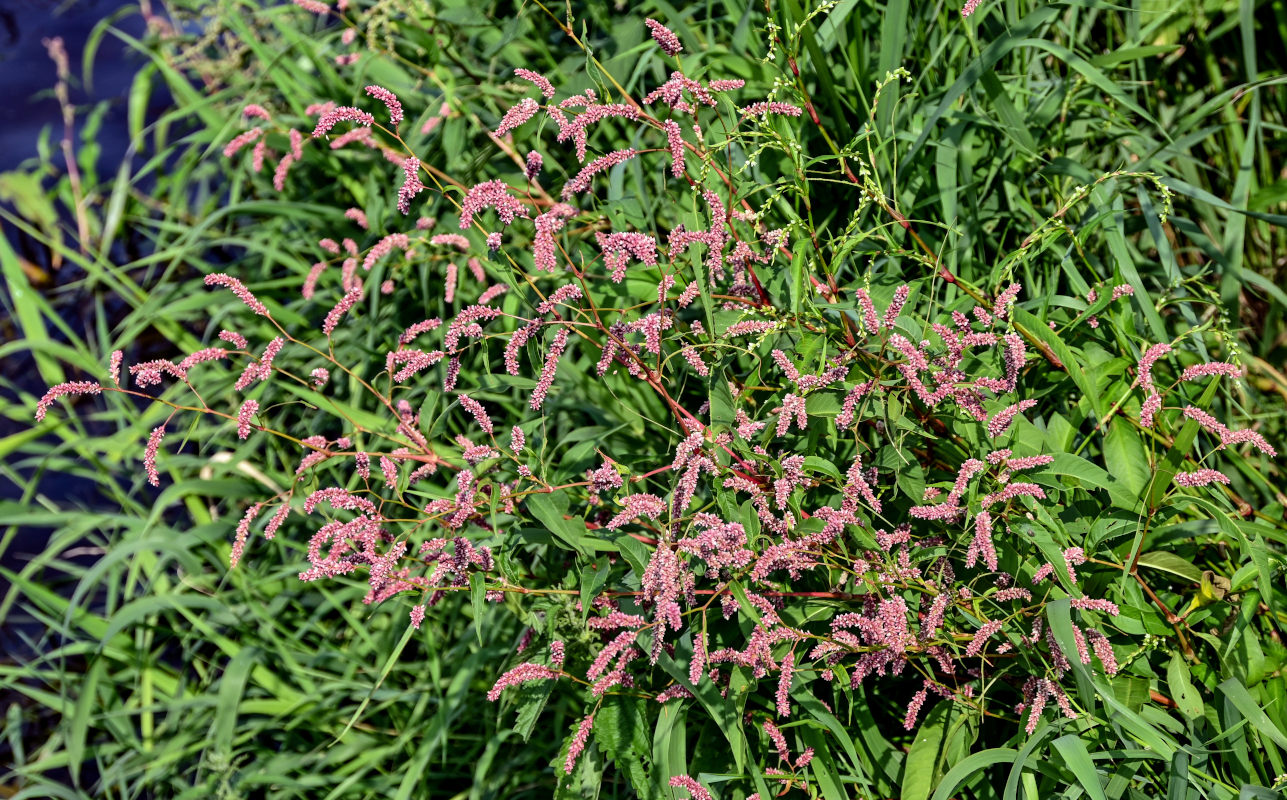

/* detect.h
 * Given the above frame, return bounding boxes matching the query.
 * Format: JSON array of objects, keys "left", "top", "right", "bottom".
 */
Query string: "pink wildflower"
[
  {"left": 965, "top": 620, "right": 1003, "bottom": 657},
  {"left": 562, "top": 149, "right": 639, "bottom": 198},
  {"left": 530, "top": 328, "right": 569, "bottom": 410},
  {"left": 739, "top": 102, "right": 803, "bottom": 117},
  {"left": 364, "top": 232, "right": 408, "bottom": 270},
  {"left": 108, "top": 350, "right": 123, "bottom": 386},
  {"left": 605, "top": 493, "right": 665, "bottom": 529},
  {"left": 237, "top": 399, "right": 258, "bottom": 439},
  {"left": 323, "top": 287, "right": 363, "bottom": 335},
  {"left": 986, "top": 399, "right": 1036, "bottom": 438},
  {"left": 1137, "top": 343, "right": 1172, "bottom": 392},
  {"left": 344, "top": 207, "right": 368, "bottom": 229},
  {"left": 775, "top": 651, "right": 794, "bottom": 717},
  {"left": 144, "top": 425, "right": 166, "bottom": 487},
  {"left": 460, "top": 179, "right": 529, "bottom": 228},
  {"left": 564, "top": 714, "right": 595, "bottom": 774},
  {"left": 1070, "top": 597, "right": 1120, "bottom": 615},
  {"left": 486, "top": 662, "right": 561, "bottom": 701},
  {"left": 514, "top": 68, "right": 556, "bottom": 98},
  {"left": 663, "top": 119, "right": 685, "bottom": 177},
  {"left": 1179, "top": 362, "right": 1241, "bottom": 382},
  {"left": 904, "top": 685, "right": 929, "bottom": 730},
  {"left": 272, "top": 153, "right": 294, "bottom": 191},
  {"left": 524, "top": 150, "right": 543, "bottom": 181},
  {"left": 35, "top": 381, "right": 102, "bottom": 421},
  {"left": 398, "top": 156, "right": 424, "bottom": 214},
  {"left": 312, "top": 106, "right": 375, "bottom": 138},
  {"left": 364, "top": 85, "right": 402, "bottom": 126},
  {"left": 645, "top": 19, "right": 683, "bottom": 56},
  {"left": 223, "top": 128, "right": 262, "bottom": 158},
  {"left": 458, "top": 394, "right": 494, "bottom": 434},
  {"left": 668, "top": 776, "right": 713, "bottom": 800},
  {"left": 1174, "top": 469, "right": 1232, "bottom": 488},
  {"left": 205, "top": 274, "right": 269, "bottom": 316},
  {"left": 1140, "top": 393, "right": 1163, "bottom": 428},
  {"left": 494, "top": 97, "right": 540, "bottom": 137},
  {"left": 533, "top": 203, "right": 575, "bottom": 272}
]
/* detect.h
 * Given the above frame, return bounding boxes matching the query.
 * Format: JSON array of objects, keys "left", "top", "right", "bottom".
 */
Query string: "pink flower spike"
[
  {"left": 668, "top": 776, "right": 713, "bottom": 800},
  {"left": 1070, "top": 597, "right": 1120, "bottom": 616},
  {"left": 563, "top": 714, "right": 595, "bottom": 774},
  {"left": 775, "top": 651, "right": 794, "bottom": 717},
  {"left": 1173, "top": 469, "right": 1232, "bottom": 488},
  {"left": 739, "top": 102, "right": 803, "bottom": 118},
  {"left": 645, "top": 19, "right": 683, "bottom": 56},
  {"left": 486, "top": 662, "right": 560, "bottom": 701},
  {"left": 344, "top": 207, "right": 368, "bottom": 229},
  {"left": 458, "top": 394, "right": 494, "bottom": 434},
  {"left": 35, "top": 381, "right": 102, "bottom": 421},
  {"left": 108, "top": 350, "right": 123, "bottom": 386},
  {"left": 312, "top": 106, "right": 375, "bottom": 138},
  {"left": 1137, "top": 343, "right": 1172, "bottom": 393},
  {"left": 460, "top": 179, "right": 529, "bottom": 228},
  {"left": 663, "top": 119, "right": 685, "bottom": 177},
  {"left": 562, "top": 149, "right": 639, "bottom": 198},
  {"left": 323, "top": 287, "right": 363, "bottom": 336},
  {"left": 1179, "top": 362, "right": 1241, "bottom": 383},
  {"left": 364, "top": 85, "right": 403, "bottom": 127},
  {"left": 965, "top": 620, "right": 1003, "bottom": 657},
  {"left": 223, "top": 128, "right": 262, "bottom": 158},
  {"left": 144, "top": 424, "right": 166, "bottom": 487},
  {"left": 292, "top": 0, "right": 329, "bottom": 13},
  {"left": 205, "top": 274, "right": 269, "bottom": 316},
  {"left": 524, "top": 150, "right": 543, "bottom": 182},
  {"left": 237, "top": 399, "right": 258, "bottom": 439},
  {"left": 529, "top": 328, "right": 570, "bottom": 411},
  {"left": 904, "top": 686, "right": 929, "bottom": 730},
  {"left": 514, "top": 68, "right": 556, "bottom": 99},
  {"left": 398, "top": 156, "right": 425, "bottom": 214},
  {"left": 494, "top": 97, "right": 540, "bottom": 137}
]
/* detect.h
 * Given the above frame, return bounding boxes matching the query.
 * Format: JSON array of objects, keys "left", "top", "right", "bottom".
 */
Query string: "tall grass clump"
[{"left": 3, "top": 1, "right": 1286, "bottom": 798}]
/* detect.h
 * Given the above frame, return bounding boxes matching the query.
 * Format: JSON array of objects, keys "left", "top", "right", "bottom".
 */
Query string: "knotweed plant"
[{"left": 34, "top": 14, "right": 1280, "bottom": 799}]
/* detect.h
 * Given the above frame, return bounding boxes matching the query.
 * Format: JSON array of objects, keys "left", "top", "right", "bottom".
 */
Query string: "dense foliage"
[{"left": 3, "top": 1, "right": 1286, "bottom": 799}]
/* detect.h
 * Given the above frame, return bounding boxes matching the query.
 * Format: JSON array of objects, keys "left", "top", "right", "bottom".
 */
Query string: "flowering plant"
[{"left": 20, "top": 2, "right": 1287, "bottom": 798}]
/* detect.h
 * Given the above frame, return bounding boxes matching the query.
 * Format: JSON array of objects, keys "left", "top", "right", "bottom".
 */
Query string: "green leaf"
[
  {"left": 1136, "top": 552, "right": 1204, "bottom": 584},
  {"left": 1166, "top": 654, "right": 1204, "bottom": 719},
  {"left": 902, "top": 700, "right": 952, "bottom": 800},
  {"left": 1051, "top": 734, "right": 1109, "bottom": 800},
  {"left": 615, "top": 535, "right": 652, "bottom": 579},
  {"left": 1103, "top": 417, "right": 1151, "bottom": 509},
  {"left": 579, "top": 556, "right": 611, "bottom": 623},
  {"left": 928, "top": 748, "right": 1019, "bottom": 800},
  {"left": 1218, "top": 678, "right": 1287, "bottom": 752},
  {"left": 512, "top": 680, "right": 554, "bottom": 742},
  {"left": 527, "top": 492, "right": 590, "bottom": 555},
  {"left": 1012, "top": 307, "right": 1105, "bottom": 419},
  {"left": 470, "top": 571, "right": 486, "bottom": 645},
  {"left": 1040, "top": 453, "right": 1115, "bottom": 492}
]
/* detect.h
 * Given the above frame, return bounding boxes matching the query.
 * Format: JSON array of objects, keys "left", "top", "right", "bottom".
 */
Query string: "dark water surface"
[
  {"left": 0, "top": 1, "right": 163, "bottom": 652},
  {"left": 0, "top": 0, "right": 149, "bottom": 173}
]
